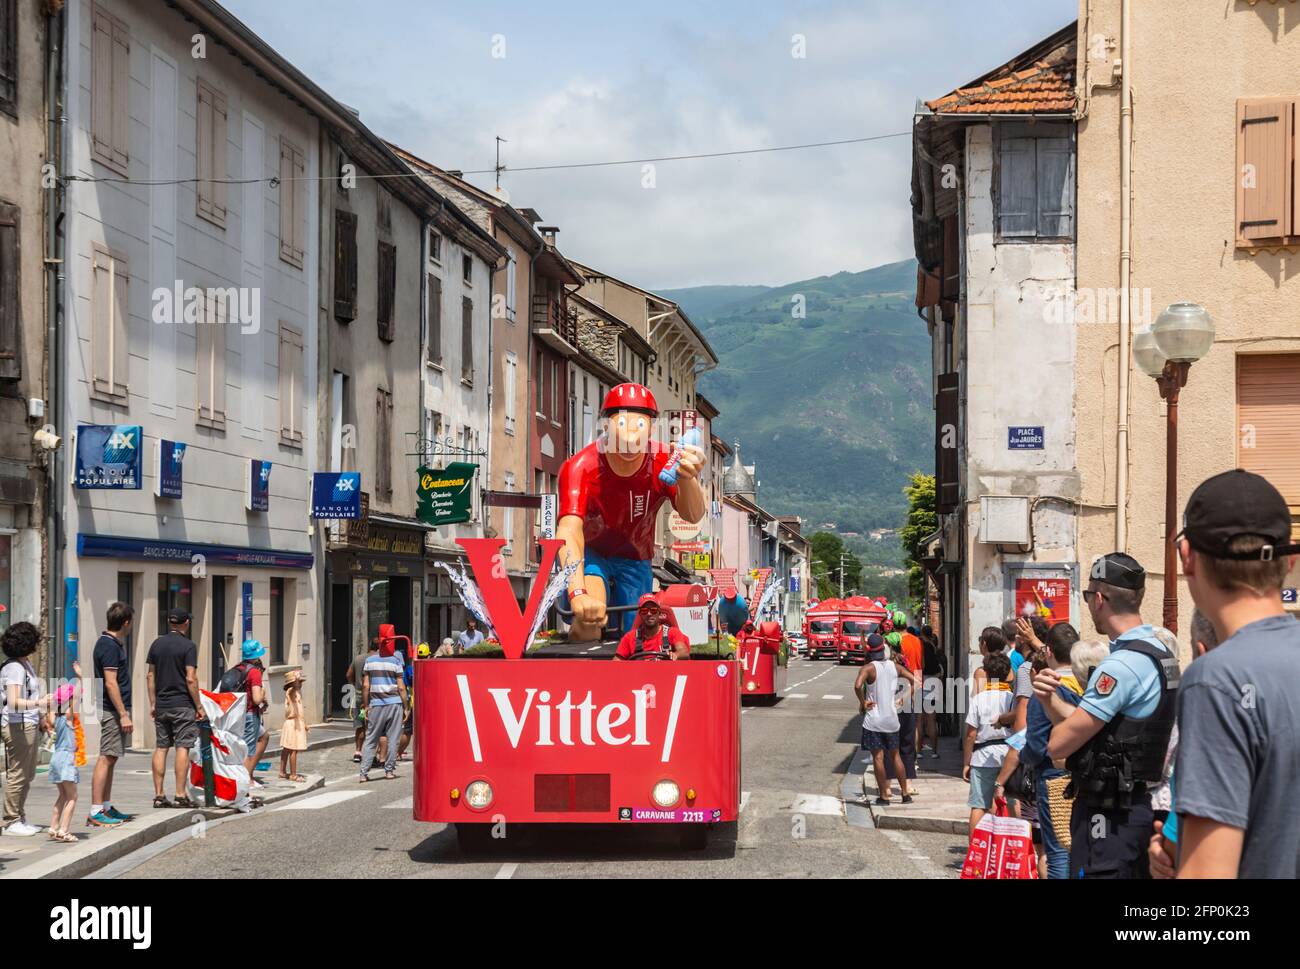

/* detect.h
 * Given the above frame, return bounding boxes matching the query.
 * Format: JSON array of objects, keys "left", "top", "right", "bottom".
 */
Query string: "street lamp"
[{"left": 1134, "top": 302, "right": 1215, "bottom": 634}]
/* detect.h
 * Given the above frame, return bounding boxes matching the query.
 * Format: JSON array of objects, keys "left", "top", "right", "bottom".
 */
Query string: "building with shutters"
[
  {"left": 0, "top": 0, "right": 48, "bottom": 644},
  {"left": 911, "top": 23, "right": 1081, "bottom": 682},
  {"left": 1073, "top": 0, "right": 1300, "bottom": 637},
  {"left": 56, "top": 0, "right": 329, "bottom": 734}
]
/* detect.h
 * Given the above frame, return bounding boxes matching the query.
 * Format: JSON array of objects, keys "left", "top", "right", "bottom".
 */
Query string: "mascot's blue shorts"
[{"left": 561, "top": 551, "right": 653, "bottom": 634}]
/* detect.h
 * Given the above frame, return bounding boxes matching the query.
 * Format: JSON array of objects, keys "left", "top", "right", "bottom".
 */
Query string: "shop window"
[
  {"left": 157, "top": 573, "right": 193, "bottom": 639},
  {"left": 367, "top": 578, "right": 390, "bottom": 646},
  {"left": 270, "top": 577, "right": 285, "bottom": 665},
  {"left": 0, "top": 534, "right": 11, "bottom": 633}
]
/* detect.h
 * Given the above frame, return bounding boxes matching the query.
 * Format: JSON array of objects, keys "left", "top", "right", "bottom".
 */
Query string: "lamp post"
[{"left": 1133, "top": 303, "right": 1216, "bottom": 634}]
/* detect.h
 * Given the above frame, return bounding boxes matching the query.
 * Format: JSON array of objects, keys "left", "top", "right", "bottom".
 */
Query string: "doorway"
[
  {"left": 210, "top": 577, "right": 230, "bottom": 690},
  {"left": 329, "top": 582, "right": 351, "bottom": 716}
]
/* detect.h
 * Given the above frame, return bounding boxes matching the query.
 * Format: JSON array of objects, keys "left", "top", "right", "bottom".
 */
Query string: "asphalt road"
[{"left": 109, "top": 658, "right": 967, "bottom": 879}]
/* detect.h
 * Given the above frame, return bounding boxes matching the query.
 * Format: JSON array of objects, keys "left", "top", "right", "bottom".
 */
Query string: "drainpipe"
[
  {"left": 1115, "top": 0, "right": 1133, "bottom": 553},
  {"left": 44, "top": 3, "right": 66, "bottom": 674}
]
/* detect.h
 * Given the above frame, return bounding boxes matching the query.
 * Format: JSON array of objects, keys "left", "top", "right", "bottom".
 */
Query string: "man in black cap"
[
  {"left": 145, "top": 608, "right": 206, "bottom": 808},
  {"left": 1032, "top": 550, "right": 1179, "bottom": 877},
  {"left": 1171, "top": 469, "right": 1300, "bottom": 878}
]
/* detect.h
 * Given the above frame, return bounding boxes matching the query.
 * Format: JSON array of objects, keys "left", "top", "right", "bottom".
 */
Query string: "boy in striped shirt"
[{"left": 359, "top": 645, "right": 408, "bottom": 782}]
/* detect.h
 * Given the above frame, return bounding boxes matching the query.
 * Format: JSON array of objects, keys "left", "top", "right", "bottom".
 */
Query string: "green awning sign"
[{"left": 416, "top": 462, "right": 478, "bottom": 527}]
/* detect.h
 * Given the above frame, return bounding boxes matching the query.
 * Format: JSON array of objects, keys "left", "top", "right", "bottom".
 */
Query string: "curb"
[
  {"left": 840, "top": 747, "right": 876, "bottom": 830},
  {"left": 6, "top": 775, "right": 325, "bottom": 880},
  {"left": 875, "top": 813, "right": 967, "bottom": 835},
  {"left": 845, "top": 747, "right": 968, "bottom": 835}
]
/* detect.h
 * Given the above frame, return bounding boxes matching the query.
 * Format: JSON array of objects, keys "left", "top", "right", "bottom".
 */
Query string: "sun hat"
[
  {"left": 284, "top": 669, "right": 305, "bottom": 686},
  {"left": 241, "top": 638, "right": 266, "bottom": 661}
]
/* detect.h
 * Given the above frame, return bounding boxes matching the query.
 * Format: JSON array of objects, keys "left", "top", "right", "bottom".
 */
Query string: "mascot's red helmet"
[{"left": 601, "top": 382, "right": 658, "bottom": 417}]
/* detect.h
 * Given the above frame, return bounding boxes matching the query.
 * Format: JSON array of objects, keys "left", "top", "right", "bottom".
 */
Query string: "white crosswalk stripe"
[
  {"left": 789, "top": 793, "right": 843, "bottom": 816},
  {"left": 822, "top": 694, "right": 844, "bottom": 700},
  {"left": 383, "top": 795, "right": 413, "bottom": 809},
  {"left": 275, "top": 790, "right": 371, "bottom": 811}
]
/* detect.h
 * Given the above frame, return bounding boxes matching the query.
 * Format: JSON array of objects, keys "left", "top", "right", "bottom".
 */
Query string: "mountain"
[{"left": 662, "top": 258, "right": 932, "bottom": 535}]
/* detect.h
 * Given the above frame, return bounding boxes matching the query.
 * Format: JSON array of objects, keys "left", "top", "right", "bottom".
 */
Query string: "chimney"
[{"left": 537, "top": 225, "right": 559, "bottom": 245}]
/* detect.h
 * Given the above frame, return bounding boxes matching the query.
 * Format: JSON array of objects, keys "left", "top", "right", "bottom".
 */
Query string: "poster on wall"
[
  {"left": 74, "top": 425, "right": 142, "bottom": 489},
  {"left": 1015, "top": 577, "right": 1071, "bottom": 623}
]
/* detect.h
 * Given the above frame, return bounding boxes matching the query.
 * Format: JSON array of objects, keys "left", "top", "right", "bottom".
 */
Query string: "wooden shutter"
[
  {"left": 376, "top": 242, "right": 395, "bottom": 341},
  {"left": 375, "top": 389, "right": 393, "bottom": 499},
  {"left": 110, "top": 15, "right": 128, "bottom": 170},
  {"left": 504, "top": 352, "right": 516, "bottom": 431},
  {"left": 196, "top": 80, "right": 227, "bottom": 226},
  {"left": 1035, "top": 135, "right": 1073, "bottom": 238},
  {"left": 280, "top": 138, "right": 304, "bottom": 267},
  {"left": 90, "top": 243, "right": 128, "bottom": 401},
  {"left": 1, "top": 0, "right": 17, "bottom": 116},
  {"left": 0, "top": 202, "right": 19, "bottom": 380},
  {"left": 278, "top": 323, "right": 304, "bottom": 446},
  {"left": 1236, "top": 99, "right": 1294, "bottom": 246},
  {"left": 997, "top": 136, "right": 1037, "bottom": 237},
  {"left": 935, "top": 371, "right": 960, "bottom": 513},
  {"left": 196, "top": 290, "right": 227, "bottom": 426},
  {"left": 91, "top": 5, "right": 115, "bottom": 168},
  {"left": 426, "top": 273, "right": 442, "bottom": 364},
  {"left": 333, "top": 209, "right": 357, "bottom": 321},
  {"left": 461, "top": 295, "right": 474, "bottom": 383},
  {"left": 1237, "top": 354, "right": 1300, "bottom": 513}
]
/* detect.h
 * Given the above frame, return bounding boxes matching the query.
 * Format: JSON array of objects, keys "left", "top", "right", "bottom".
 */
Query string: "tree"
[
  {"left": 808, "top": 531, "right": 862, "bottom": 599},
  {"left": 898, "top": 472, "right": 937, "bottom": 610}
]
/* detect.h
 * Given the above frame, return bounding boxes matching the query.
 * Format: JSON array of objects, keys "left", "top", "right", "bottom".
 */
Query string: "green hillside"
[{"left": 663, "top": 258, "right": 932, "bottom": 535}]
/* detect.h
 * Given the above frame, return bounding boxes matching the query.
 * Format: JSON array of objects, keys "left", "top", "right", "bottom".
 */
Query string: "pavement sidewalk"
[
  {"left": 857, "top": 737, "right": 970, "bottom": 835},
  {"left": 0, "top": 718, "right": 356, "bottom": 879}
]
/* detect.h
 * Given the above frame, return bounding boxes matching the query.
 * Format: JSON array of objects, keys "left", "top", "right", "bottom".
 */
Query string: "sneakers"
[
  {"left": 85, "top": 812, "right": 123, "bottom": 827},
  {"left": 105, "top": 806, "right": 134, "bottom": 822},
  {"left": 5, "top": 820, "right": 40, "bottom": 837}
]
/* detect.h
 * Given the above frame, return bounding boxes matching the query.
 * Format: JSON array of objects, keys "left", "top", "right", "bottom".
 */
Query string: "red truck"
[
  {"left": 835, "top": 595, "right": 888, "bottom": 665},
  {"left": 803, "top": 598, "right": 842, "bottom": 660}
]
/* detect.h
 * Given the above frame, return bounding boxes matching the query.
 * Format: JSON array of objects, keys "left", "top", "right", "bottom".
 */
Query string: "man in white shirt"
[{"left": 854, "top": 634, "right": 917, "bottom": 806}]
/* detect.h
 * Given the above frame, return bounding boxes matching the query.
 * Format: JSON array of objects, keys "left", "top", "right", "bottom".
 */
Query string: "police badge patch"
[{"left": 1095, "top": 672, "right": 1117, "bottom": 695}]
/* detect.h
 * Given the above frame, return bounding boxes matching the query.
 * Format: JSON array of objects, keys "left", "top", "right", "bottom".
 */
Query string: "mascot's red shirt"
[{"left": 559, "top": 440, "right": 678, "bottom": 560}]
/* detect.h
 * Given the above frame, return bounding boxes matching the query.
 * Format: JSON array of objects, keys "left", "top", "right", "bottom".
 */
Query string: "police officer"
[{"left": 1032, "top": 552, "right": 1179, "bottom": 878}]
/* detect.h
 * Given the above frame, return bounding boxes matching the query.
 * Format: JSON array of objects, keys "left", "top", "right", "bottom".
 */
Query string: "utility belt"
[{"left": 1065, "top": 742, "right": 1151, "bottom": 809}]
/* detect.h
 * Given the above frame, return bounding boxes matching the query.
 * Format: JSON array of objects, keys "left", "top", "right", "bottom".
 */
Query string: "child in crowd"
[
  {"left": 963, "top": 651, "right": 1013, "bottom": 838},
  {"left": 278, "top": 669, "right": 308, "bottom": 782},
  {"left": 45, "top": 668, "right": 83, "bottom": 844}
]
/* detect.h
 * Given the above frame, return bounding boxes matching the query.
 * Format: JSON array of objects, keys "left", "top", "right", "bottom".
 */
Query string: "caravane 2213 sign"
[{"left": 416, "top": 463, "right": 478, "bottom": 527}]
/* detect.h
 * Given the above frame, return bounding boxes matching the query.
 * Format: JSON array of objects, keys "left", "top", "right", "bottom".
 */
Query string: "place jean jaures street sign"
[{"left": 416, "top": 462, "right": 478, "bottom": 527}]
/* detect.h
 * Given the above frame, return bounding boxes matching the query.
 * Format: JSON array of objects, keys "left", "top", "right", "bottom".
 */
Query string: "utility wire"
[{"left": 60, "top": 130, "right": 911, "bottom": 186}]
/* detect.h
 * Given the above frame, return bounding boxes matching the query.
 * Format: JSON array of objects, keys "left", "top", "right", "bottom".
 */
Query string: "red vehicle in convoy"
[
  {"left": 804, "top": 598, "right": 842, "bottom": 660},
  {"left": 736, "top": 620, "right": 788, "bottom": 702},
  {"left": 413, "top": 539, "right": 741, "bottom": 853},
  {"left": 835, "top": 596, "right": 888, "bottom": 665}
]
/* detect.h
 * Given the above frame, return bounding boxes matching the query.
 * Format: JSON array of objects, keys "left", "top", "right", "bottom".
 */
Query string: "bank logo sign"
[
  {"left": 155, "top": 439, "right": 187, "bottom": 499},
  {"left": 75, "top": 424, "right": 142, "bottom": 489},
  {"left": 247, "top": 459, "right": 272, "bottom": 512},
  {"left": 416, "top": 462, "right": 478, "bottom": 527},
  {"left": 311, "top": 471, "right": 362, "bottom": 519}
]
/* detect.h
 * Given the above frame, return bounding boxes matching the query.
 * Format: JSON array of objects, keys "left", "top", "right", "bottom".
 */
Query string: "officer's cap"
[{"left": 1089, "top": 552, "right": 1146, "bottom": 590}]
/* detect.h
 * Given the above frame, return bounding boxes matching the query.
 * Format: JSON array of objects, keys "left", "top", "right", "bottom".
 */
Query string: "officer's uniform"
[{"left": 1066, "top": 623, "right": 1180, "bottom": 878}]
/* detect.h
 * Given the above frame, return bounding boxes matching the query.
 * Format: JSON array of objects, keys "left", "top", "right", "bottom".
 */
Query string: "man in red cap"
[
  {"left": 614, "top": 596, "right": 690, "bottom": 660},
  {"left": 557, "top": 383, "right": 706, "bottom": 640}
]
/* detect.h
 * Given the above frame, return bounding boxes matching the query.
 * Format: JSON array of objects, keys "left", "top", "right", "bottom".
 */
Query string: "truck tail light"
[{"left": 534, "top": 774, "right": 611, "bottom": 813}]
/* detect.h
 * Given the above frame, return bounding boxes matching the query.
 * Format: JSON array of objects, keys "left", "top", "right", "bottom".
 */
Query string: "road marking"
[
  {"left": 275, "top": 789, "right": 371, "bottom": 811},
  {"left": 822, "top": 694, "right": 844, "bottom": 700},
  {"left": 786, "top": 693, "right": 808, "bottom": 699},
  {"left": 740, "top": 791, "right": 751, "bottom": 813},
  {"left": 585, "top": 645, "right": 603, "bottom": 652},
  {"left": 495, "top": 863, "right": 518, "bottom": 879},
  {"left": 384, "top": 795, "right": 413, "bottom": 809},
  {"left": 789, "top": 793, "right": 843, "bottom": 816},
  {"left": 881, "top": 829, "right": 948, "bottom": 879}
]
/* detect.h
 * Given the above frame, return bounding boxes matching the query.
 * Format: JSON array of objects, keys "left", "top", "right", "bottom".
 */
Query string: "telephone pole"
[{"left": 839, "top": 552, "right": 849, "bottom": 598}]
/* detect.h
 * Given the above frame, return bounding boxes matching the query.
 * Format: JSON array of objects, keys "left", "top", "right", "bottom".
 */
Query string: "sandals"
[
  {"left": 351, "top": 754, "right": 362, "bottom": 763},
  {"left": 278, "top": 772, "right": 291, "bottom": 780},
  {"left": 383, "top": 770, "right": 397, "bottom": 780},
  {"left": 288, "top": 774, "right": 306, "bottom": 783},
  {"left": 153, "top": 796, "right": 172, "bottom": 808},
  {"left": 874, "top": 797, "right": 892, "bottom": 806},
  {"left": 173, "top": 796, "right": 195, "bottom": 808},
  {"left": 49, "top": 830, "right": 77, "bottom": 844}
]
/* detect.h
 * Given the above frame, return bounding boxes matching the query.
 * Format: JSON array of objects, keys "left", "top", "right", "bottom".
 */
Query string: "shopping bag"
[
  {"left": 961, "top": 798, "right": 1039, "bottom": 879},
  {"left": 187, "top": 689, "right": 251, "bottom": 809}
]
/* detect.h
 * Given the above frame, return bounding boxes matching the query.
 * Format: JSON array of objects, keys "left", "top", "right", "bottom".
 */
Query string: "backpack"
[{"left": 218, "top": 661, "right": 252, "bottom": 694}]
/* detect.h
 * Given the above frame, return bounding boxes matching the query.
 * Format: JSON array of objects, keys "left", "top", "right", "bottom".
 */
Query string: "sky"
[{"left": 223, "top": 0, "right": 1076, "bottom": 290}]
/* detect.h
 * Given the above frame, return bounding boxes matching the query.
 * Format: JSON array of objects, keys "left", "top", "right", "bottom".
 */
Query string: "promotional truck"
[
  {"left": 736, "top": 620, "right": 788, "bottom": 701},
  {"left": 413, "top": 539, "right": 741, "bottom": 853},
  {"left": 835, "top": 595, "right": 889, "bottom": 665},
  {"left": 803, "top": 598, "right": 843, "bottom": 660}
]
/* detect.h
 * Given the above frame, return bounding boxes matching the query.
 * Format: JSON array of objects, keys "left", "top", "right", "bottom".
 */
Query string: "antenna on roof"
[{"left": 495, "top": 136, "right": 507, "bottom": 191}]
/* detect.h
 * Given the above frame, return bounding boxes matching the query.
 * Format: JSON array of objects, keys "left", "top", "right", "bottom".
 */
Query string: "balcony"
[{"left": 532, "top": 296, "right": 579, "bottom": 357}]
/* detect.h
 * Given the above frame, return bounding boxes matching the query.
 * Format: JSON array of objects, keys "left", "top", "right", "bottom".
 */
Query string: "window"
[
  {"left": 994, "top": 122, "right": 1074, "bottom": 241},
  {"left": 502, "top": 472, "right": 515, "bottom": 552},
  {"left": 278, "top": 323, "right": 304, "bottom": 447},
  {"left": 462, "top": 253, "right": 473, "bottom": 283},
  {"left": 333, "top": 209, "right": 357, "bottom": 321},
  {"left": 535, "top": 348, "right": 545, "bottom": 414},
  {"left": 1237, "top": 353, "right": 1300, "bottom": 517},
  {"left": 429, "top": 229, "right": 442, "bottom": 264},
  {"left": 505, "top": 247, "right": 517, "bottom": 321},
  {"left": 503, "top": 351, "right": 517, "bottom": 434},
  {"left": 376, "top": 189, "right": 392, "bottom": 235},
  {"left": 423, "top": 408, "right": 442, "bottom": 459},
  {"left": 157, "top": 574, "right": 192, "bottom": 644},
  {"left": 377, "top": 242, "right": 396, "bottom": 342},
  {"left": 0, "top": 0, "right": 15, "bottom": 118},
  {"left": 426, "top": 273, "right": 442, "bottom": 365},
  {"left": 1236, "top": 98, "right": 1296, "bottom": 247},
  {"left": 196, "top": 79, "right": 228, "bottom": 228},
  {"left": 534, "top": 470, "right": 546, "bottom": 531},
  {"left": 91, "top": 3, "right": 129, "bottom": 174},
  {"left": 461, "top": 295, "right": 474, "bottom": 384},
  {"left": 375, "top": 388, "right": 393, "bottom": 499},
  {"left": 196, "top": 288, "right": 227, "bottom": 428},
  {"left": 90, "top": 242, "right": 129, "bottom": 403},
  {"left": 551, "top": 358, "right": 559, "bottom": 420},
  {"left": 279, "top": 137, "right": 305, "bottom": 267},
  {"left": 0, "top": 201, "right": 19, "bottom": 381},
  {"left": 270, "top": 577, "right": 286, "bottom": 665}
]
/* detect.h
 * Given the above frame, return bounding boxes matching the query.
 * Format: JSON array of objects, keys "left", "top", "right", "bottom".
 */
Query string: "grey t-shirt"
[
  {"left": 1014, "top": 659, "right": 1035, "bottom": 701},
  {"left": 1175, "top": 613, "right": 1300, "bottom": 878}
]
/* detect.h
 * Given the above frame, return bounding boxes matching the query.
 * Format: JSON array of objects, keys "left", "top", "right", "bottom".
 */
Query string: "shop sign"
[
  {"left": 693, "top": 553, "right": 711, "bottom": 570},
  {"left": 365, "top": 524, "right": 425, "bottom": 558},
  {"left": 311, "top": 471, "right": 362, "bottom": 519},
  {"left": 416, "top": 463, "right": 477, "bottom": 527},
  {"left": 154, "top": 439, "right": 186, "bottom": 499},
  {"left": 76, "top": 533, "right": 313, "bottom": 570},
  {"left": 669, "top": 511, "right": 701, "bottom": 540},
  {"left": 247, "top": 460, "right": 272, "bottom": 512},
  {"left": 74, "top": 424, "right": 142, "bottom": 489}
]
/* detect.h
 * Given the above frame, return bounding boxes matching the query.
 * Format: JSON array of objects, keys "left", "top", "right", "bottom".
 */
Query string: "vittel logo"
[{"left": 456, "top": 674, "right": 689, "bottom": 764}]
